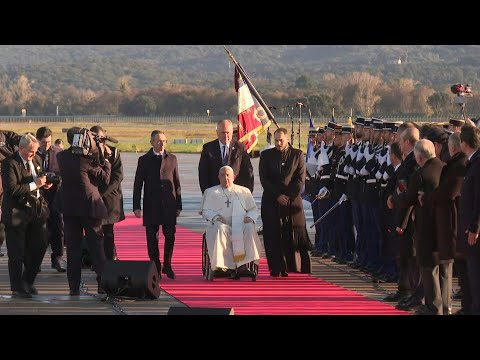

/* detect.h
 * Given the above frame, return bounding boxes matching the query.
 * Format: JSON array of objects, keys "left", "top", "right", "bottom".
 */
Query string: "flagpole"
[{"left": 224, "top": 46, "right": 279, "bottom": 129}]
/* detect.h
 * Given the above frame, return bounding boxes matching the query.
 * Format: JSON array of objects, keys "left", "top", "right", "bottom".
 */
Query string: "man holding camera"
[
  {"left": 57, "top": 127, "right": 111, "bottom": 296},
  {"left": 1, "top": 134, "right": 51, "bottom": 298},
  {"left": 35, "top": 126, "right": 66, "bottom": 272},
  {"left": 90, "top": 125, "right": 125, "bottom": 261}
]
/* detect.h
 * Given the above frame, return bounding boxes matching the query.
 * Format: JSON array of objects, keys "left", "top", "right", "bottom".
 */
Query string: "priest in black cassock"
[{"left": 259, "top": 128, "right": 312, "bottom": 277}]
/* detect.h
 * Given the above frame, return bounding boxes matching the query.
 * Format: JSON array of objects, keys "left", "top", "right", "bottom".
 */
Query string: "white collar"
[{"left": 469, "top": 149, "right": 478, "bottom": 161}]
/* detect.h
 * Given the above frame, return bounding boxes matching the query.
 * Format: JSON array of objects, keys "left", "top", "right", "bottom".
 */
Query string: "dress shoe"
[
  {"left": 383, "top": 292, "right": 409, "bottom": 302},
  {"left": 270, "top": 271, "right": 280, "bottom": 277},
  {"left": 162, "top": 267, "right": 176, "bottom": 279},
  {"left": 22, "top": 281, "right": 38, "bottom": 295},
  {"left": 236, "top": 264, "right": 252, "bottom": 277},
  {"left": 281, "top": 271, "right": 289, "bottom": 277},
  {"left": 12, "top": 290, "right": 32, "bottom": 299},
  {"left": 69, "top": 289, "right": 80, "bottom": 296},
  {"left": 52, "top": 260, "right": 66, "bottom": 273}
]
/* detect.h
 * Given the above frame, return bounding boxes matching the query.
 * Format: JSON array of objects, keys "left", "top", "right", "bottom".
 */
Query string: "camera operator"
[
  {"left": 36, "top": 126, "right": 66, "bottom": 272},
  {"left": 1, "top": 134, "right": 51, "bottom": 298},
  {"left": 0, "top": 129, "right": 22, "bottom": 257},
  {"left": 90, "top": 125, "right": 125, "bottom": 261},
  {"left": 57, "top": 127, "right": 111, "bottom": 296}
]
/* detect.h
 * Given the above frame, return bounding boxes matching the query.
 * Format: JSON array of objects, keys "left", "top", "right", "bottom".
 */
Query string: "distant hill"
[{"left": 2, "top": 45, "right": 479, "bottom": 91}]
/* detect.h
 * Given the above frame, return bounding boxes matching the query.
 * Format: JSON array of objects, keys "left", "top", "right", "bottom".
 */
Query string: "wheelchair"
[{"left": 201, "top": 232, "right": 258, "bottom": 281}]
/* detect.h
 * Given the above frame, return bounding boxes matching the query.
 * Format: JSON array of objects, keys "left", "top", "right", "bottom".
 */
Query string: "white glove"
[
  {"left": 364, "top": 145, "right": 375, "bottom": 161},
  {"left": 376, "top": 151, "right": 387, "bottom": 165},
  {"left": 317, "top": 141, "right": 330, "bottom": 167},
  {"left": 317, "top": 187, "right": 329, "bottom": 199},
  {"left": 359, "top": 165, "right": 369, "bottom": 176},
  {"left": 386, "top": 151, "right": 391, "bottom": 167},
  {"left": 356, "top": 145, "right": 365, "bottom": 162}
]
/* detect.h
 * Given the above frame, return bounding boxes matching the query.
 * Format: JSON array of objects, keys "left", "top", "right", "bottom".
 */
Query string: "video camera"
[
  {"left": 38, "top": 171, "right": 61, "bottom": 186},
  {"left": 70, "top": 128, "right": 118, "bottom": 157}
]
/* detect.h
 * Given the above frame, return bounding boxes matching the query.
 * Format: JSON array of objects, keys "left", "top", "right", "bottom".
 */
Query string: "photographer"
[
  {"left": 57, "top": 127, "right": 111, "bottom": 296},
  {"left": 36, "top": 126, "right": 66, "bottom": 272},
  {"left": 90, "top": 125, "right": 125, "bottom": 261},
  {"left": 1, "top": 134, "right": 51, "bottom": 298}
]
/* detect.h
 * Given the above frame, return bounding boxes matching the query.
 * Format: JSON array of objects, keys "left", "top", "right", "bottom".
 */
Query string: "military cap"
[
  {"left": 363, "top": 118, "right": 372, "bottom": 128},
  {"left": 449, "top": 118, "right": 465, "bottom": 127},
  {"left": 354, "top": 117, "right": 366, "bottom": 126},
  {"left": 341, "top": 124, "right": 354, "bottom": 134},
  {"left": 308, "top": 128, "right": 319, "bottom": 136},
  {"left": 317, "top": 128, "right": 325, "bottom": 134},
  {"left": 382, "top": 121, "right": 396, "bottom": 132},
  {"left": 372, "top": 118, "right": 384, "bottom": 130}
]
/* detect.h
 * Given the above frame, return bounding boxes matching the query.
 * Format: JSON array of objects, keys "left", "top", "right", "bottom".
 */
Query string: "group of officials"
[
  {"left": 304, "top": 117, "right": 480, "bottom": 315},
  {"left": 2, "top": 116, "right": 478, "bottom": 316}
]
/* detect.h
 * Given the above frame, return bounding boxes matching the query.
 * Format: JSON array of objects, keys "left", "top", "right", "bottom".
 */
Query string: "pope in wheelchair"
[{"left": 200, "top": 165, "right": 262, "bottom": 279}]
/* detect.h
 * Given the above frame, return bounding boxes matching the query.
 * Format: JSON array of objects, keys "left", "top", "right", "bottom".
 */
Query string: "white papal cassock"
[{"left": 200, "top": 184, "right": 262, "bottom": 270}]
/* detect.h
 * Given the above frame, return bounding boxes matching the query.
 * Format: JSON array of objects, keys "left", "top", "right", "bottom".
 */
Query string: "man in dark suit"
[
  {"left": 1, "top": 134, "right": 50, "bottom": 298},
  {"left": 259, "top": 128, "right": 311, "bottom": 277},
  {"left": 133, "top": 130, "right": 182, "bottom": 279},
  {"left": 0, "top": 129, "right": 21, "bottom": 257},
  {"left": 198, "top": 119, "right": 254, "bottom": 194},
  {"left": 458, "top": 125, "right": 480, "bottom": 315},
  {"left": 36, "top": 126, "right": 66, "bottom": 272},
  {"left": 90, "top": 125, "right": 125, "bottom": 261},
  {"left": 57, "top": 127, "right": 111, "bottom": 296}
]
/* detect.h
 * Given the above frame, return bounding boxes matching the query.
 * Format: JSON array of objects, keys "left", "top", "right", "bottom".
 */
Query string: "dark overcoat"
[
  {"left": 133, "top": 149, "right": 182, "bottom": 226},
  {"left": 99, "top": 146, "right": 125, "bottom": 225},
  {"left": 458, "top": 150, "right": 480, "bottom": 255},
  {"left": 198, "top": 139, "right": 254, "bottom": 193},
  {"left": 57, "top": 149, "right": 111, "bottom": 219},
  {"left": 400, "top": 157, "right": 444, "bottom": 267},
  {"left": 259, "top": 146, "right": 311, "bottom": 273},
  {"left": 423, "top": 152, "right": 466, "bottom": 260}
]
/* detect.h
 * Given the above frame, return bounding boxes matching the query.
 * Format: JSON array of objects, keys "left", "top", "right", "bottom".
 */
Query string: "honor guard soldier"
[{"left": 311, "top": 121, "right": 339, "bottom": 257}]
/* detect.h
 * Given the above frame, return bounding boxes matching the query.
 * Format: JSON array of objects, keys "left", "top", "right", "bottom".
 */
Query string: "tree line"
[{"left": 1, "top": 72, "right": 478, "bottom": 119}]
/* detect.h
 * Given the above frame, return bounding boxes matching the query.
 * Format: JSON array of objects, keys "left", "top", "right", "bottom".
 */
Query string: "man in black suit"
[
  {"left": 0, "top": 129, "right": 22, "bottom": 257},
  {"left": 134, "top": 130, "right": 182, "bottom": 279},
  {"left": 459, "top": 125, "right": 480, "bottom": 314},
  {"left": 259, "top": 128, "right": 311, "bottom": 276},
  {"left": 90, "top": 125, "right": 125, "bottom": 261},
  {"left": 57, "top": 127, "right": 111, "bottom": 296},
  {"left": 1, "top": 134, "right": 50, "bottom": 298},
  {"left": 198, "top": 119, "right": 254, "bottom": 194},
  {"left": 36, "top": 126, "right": 66, "bottom": 272}
]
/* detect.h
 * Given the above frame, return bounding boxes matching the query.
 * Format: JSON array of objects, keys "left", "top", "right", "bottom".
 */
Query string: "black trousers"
[
  {"left": 64, "top": 216, "right": 106, "bottom": 292},
  {"left": 5, "top": 216, "right": 48, "bottom": 291},
  {"left": 102, "top": 224, "right": 116, "bottom": 261},
  {"left": 47, "top": 204, "right": 64, "bottom": 262},
  {"left": 145, "top": 224, "right": 176, "bottom": 275}
]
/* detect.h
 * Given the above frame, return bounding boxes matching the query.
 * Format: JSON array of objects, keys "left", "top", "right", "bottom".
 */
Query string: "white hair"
[{"left": 219, "top": 165, "right": 234, "bottom": 174}]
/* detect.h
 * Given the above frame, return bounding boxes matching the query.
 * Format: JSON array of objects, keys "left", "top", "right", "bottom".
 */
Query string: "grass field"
[{"left": 1, "top": 121, "right": 315, "bottom": 153}]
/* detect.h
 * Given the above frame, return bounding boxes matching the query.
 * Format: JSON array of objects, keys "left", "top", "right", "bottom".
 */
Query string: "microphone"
[
  {"left": 104, "top": 135, "right": 119, "bottom": 144},
  {"left": 296, "top": 102, "right": 305, "bottom": 107}
]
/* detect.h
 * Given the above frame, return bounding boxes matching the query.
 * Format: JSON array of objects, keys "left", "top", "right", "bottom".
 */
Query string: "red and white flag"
[{"left": 235, "top": 67, "right": 271, "bottom": 153}]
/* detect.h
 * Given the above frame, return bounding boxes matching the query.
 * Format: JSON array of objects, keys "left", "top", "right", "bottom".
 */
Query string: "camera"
[
  {"left": 70, "top": 128, "right": 118, "bottom": 157},
  {"left": 39, "top": 172, "right": 62, "bottom": 186}
]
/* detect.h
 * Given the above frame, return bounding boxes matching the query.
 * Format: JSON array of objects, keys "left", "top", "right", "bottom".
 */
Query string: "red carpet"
[{"left": 115, "top": 214, "right": 407, "bottom": 315}]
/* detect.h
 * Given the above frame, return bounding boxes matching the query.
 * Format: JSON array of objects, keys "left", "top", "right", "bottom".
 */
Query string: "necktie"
[
  {"left": 43, "top": 151, "right": 49, "bottom": 171},
  {"left": 223, "top": 145, "right": 228, "bottom": 165},
  {"left": 28, "top": 161, "right": 40, "bottom": 198}
]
